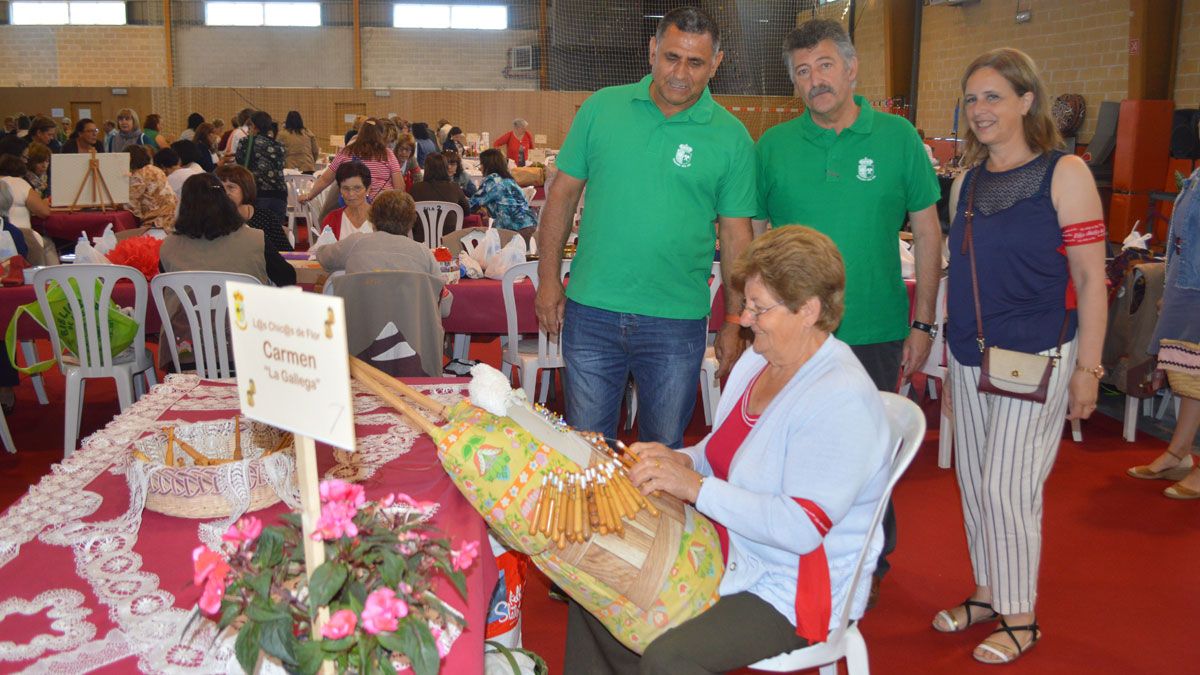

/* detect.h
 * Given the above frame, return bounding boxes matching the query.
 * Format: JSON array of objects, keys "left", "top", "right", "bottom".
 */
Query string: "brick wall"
[
  {"left": 173, "top": 27, "right": 353, "bottom": 88},
  {"left": 0, "top": 26, "right": 166, "bottom": 87},
  {"left": 916, "top": 0, "right": 1128, "bottom": 143},
  {"left": 1175, "top": 0, "right": 1200, "bottom": 107},
  {"left": 851, "top": 1, "right": 886, "bottom": 105},
  {"left": 361, "top": 28, "right": 540, "bottom": 90}
]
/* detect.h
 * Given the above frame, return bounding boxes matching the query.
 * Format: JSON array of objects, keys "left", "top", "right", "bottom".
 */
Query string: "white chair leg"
[
  {"left": 1143, "top": 396, "right": 1154, "bottom": 415},
  {"left": 63, "top": 373, "right": 85, "bottom": 458},
  {"left": 1156, "top": 390, "right": 1175, "bottom": 419},
  {"left": 519, "top": 365, "right": 538, "bottom": 401},
  {"left": 115, "top": 374, "right": 136, "bottom": 412},
  {"left": 938, "top": 403, "right": 953, "bottom": 469},
  {"left": 842, "top": 627, "right": 870, "bottom": 675},
  {"left": 0, "top": 407, "right": 14, "bottom": 454},
  {"left": 452, "top": 334, "right": 471, "bottom": 362},
  {"left": 699, "top": 373, "right": 713, "bottom": 426},
  {"left": 1123, "top": 396, "right": 1139, "bottom": 442},
  {"left": 927, "top": 377, "right": 939, "bottom": 400},
  {"left": 20, "top": 341, "right": 48, "bottom": 405},
  {"left": 898, "top": 381, "right": 912, "bottom": 397},
  {"left": 538, "top": 370, "right": 552, "bottom": 404},
  {"left": 1070, "top": 417, "right": 1082, "bottom": 443},
  {"left": 501, "top": 361, "right": 513, "bottom": 382}
]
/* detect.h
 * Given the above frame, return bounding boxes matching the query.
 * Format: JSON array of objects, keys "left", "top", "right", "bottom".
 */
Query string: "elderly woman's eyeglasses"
[
  {"left": 339, "top": 184, "right": 366, "bottom": 193},
  {"left": 742, "top": 301, "right": 783, "bottom": 321}
]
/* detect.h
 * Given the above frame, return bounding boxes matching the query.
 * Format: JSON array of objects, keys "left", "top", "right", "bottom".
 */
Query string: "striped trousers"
[{"left": 948, "top": 339, "right": 1076, "bottom": 615}]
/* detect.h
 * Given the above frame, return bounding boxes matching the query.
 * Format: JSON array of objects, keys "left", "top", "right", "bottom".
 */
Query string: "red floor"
[{"left": 3, "top": 342, "right": 1199, "bottom": 673}]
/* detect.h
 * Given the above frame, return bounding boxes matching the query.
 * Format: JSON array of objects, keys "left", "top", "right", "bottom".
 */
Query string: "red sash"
[{"left": 792, "top": 498, "right": 832, "bottom": 643}]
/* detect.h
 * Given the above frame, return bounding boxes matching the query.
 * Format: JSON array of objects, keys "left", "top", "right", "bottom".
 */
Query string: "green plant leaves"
[
  {"left": 254, "top": 527, "right": 286, "bottom": 569},
  {"left": 308, "top": 561, "right": 349, "bottom": 609},
  {"left": 259, "top": 618, "right": 297, "bottom": 665},
  {"left": 234, "top": 621, "right": 262, "bottom": 675},
  {"left": 376, "top": 619, "right": 440, "bottom": 675}
]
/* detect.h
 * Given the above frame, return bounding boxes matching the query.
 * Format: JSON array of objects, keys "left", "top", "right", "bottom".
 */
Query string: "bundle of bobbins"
[{"left": 529, "top": 454, "right": 660, "bottom": 549}]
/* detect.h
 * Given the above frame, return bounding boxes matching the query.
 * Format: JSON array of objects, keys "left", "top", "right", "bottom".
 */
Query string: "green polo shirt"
[
  {"left": 756, "top": 95, "right": 940, "bottom": 345},
  {"left": 556, "top": 75, "right": 758, "bottom": 319}
]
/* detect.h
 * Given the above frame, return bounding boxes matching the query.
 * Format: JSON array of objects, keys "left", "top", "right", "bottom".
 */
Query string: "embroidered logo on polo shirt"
[
  {"left": 857, "top": 157, "right": 876, "bottom": 181},
  {"left": 673, "top": 144, "right": 694, "bottom": 168}
]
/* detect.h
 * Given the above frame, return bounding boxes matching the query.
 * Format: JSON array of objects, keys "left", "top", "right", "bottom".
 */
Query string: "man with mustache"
[{"left": 756, "top": 18, "right": 942, "bottom": 607}]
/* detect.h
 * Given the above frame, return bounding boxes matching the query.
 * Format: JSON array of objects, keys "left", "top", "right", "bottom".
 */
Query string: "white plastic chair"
[
  {"left": 520, "top": 185, "right": 537, "bottom": 204},
  {"left": 414, "top": 201, "right": 465, "bottom": 249},
  {"left": 750, "top": 392, "right": 926, "bottom": 675},
  {"left": 898, "top": 276, "right": 953, "bottom": 468},
  {"left": 19, "top": 341, "right": 49, "bottom": 405},
  {"left": 322, "top": 270, "right": 346, "bottom": 296},
  {"left": 501, "top": 260, "right": 569, "bottom": 403},
  {"left": 284, "top": 174, "right": 315, "bottom": 247},
  {"left": 150, "top": 272, "right": 261, "bottom": 379},
  {"left": 33, "top": 265, "right": 158, "bottom": 457},
  {"left": 699, "top": 261, "right": 723, "bottom": 426},
  {"left": 0, "top": 406, "right": 14, "bottom": 453},
  {"left": 302, "top": 176, "right": 336, "bottom": 246}
]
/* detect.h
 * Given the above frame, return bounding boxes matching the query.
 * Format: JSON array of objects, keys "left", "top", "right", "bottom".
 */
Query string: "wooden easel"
[{"left": 67, "top": 148, "right": 117, "bottom": 213}]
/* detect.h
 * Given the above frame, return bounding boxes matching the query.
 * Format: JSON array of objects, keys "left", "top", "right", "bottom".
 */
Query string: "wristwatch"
[{"left": 911, "top": 320, "right": 938, "bottom": 339}]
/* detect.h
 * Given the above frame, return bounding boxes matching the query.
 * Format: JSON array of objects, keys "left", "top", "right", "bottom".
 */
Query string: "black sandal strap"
[
  {"left": 990, "top": 617, "right": 1040, "bottom": 655},
  {"left": 962, "top": 599, "right": 998, "bottom": 626}
]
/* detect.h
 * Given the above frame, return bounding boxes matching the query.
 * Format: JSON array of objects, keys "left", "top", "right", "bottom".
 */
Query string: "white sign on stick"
[{"left": 226, "top": 281, "right": 355, "bottom": 451}]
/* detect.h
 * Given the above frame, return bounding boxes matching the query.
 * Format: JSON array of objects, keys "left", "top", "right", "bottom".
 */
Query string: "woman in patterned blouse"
[
  {"left": 468, "top": 148, "right": 537, "bottom": 231},
  {"left": 124, "top": 144, "right": 177, "bottom": 231}
]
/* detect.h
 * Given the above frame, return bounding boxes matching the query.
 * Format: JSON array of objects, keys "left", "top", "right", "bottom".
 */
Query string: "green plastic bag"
[{"left": 5, "top": 279, "right": 140, "bottom": 375}]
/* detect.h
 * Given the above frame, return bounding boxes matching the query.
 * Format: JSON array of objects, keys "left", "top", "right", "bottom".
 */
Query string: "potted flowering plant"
[{"left": 192, "top": 479, "right": 480, "bottom": 674}]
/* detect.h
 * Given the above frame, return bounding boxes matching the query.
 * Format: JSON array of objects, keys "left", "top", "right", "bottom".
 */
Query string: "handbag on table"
[{"left": 962, "top": 171, "right": 1070, "bottom": 404}]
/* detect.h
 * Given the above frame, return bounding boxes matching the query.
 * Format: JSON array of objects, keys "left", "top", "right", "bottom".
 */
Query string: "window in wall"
[
  {"left": 393, "top": 3, "right": 507, "bottom": 30},
  {"left": 204, "top": 2, "right": 322, "bottom": 27},
  {"left": 10, "top": 1, "right": 126, "bottom": 25}
]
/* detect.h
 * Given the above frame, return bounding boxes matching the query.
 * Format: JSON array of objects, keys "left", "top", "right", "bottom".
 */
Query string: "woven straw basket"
[
  {"left": 133, "top": 418, "right": 295, "bottom": 519},
  {"left": 1160, "top": 339, "right": 1200, "bottom": 400}
]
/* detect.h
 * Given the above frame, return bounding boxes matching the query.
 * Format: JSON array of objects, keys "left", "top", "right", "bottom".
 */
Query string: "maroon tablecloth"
[
  {"left": 33, "top": 209, "right": 139, "bottom": 241},
  {"left": 0, "top": 375, "right": 495, "bottom": 674}
]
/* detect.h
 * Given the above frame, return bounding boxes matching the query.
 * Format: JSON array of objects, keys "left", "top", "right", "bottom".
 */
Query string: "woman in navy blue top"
[{"left": 932, "top": 48, "right": 1107, "bottom": 665}]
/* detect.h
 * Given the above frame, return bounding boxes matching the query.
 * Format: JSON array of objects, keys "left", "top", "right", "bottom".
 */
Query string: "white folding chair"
[
  {"left": 0, "top": 406, "right": 14, "bottom": 454},
  {"left": 898, "top": 276, "right": 954, "bottom": 468},
  {"left": 302, "top": 176, "right": 336, "bottom": 245},
  {"left": 150, "top": 271, "right": 261, "bottom": 379},
  {"left": 501, "top": 260, "right": 569, "bottom": 403},
  {"left": 751, "top": 392, "right": 925, "bottom": 675},
  {"left": 33, "top": 265, "right": 158, "bottom": 457},
  {"left": 414, "top": 201, "right": 465, "bottom": 249},
  {"left": 284, "top": 174, "right": 315, "bottom": 247},
  {"left": 699, "top": 261, "right": 723, "bottom": 426}
]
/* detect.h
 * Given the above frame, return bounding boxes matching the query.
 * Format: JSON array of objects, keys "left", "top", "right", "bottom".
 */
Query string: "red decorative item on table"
[{"left": 107, "top": 236, "right": 163, "bottom": 280}]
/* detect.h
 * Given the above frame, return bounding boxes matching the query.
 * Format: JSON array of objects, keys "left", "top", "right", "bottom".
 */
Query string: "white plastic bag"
[
  {"left": 485, "top": 234, "right": 527, "bottom": 280},
  {"left": 74, "top": 237, "right": 110, "bottom": 265},
  {"left": 93, "top": 223, "right": 118, "bottom": 256},
  {"left": 474, "top": 227, "right": 502, "bottom": 270},
  {"left": 459, "top": 250, "right": 484, "bottom": 279},
  {"left": 1121, "top": 222, "right": 1152, "bottom": 252},
  {"left": 308, "top": 225, "right": 337, "bottom": 254}
]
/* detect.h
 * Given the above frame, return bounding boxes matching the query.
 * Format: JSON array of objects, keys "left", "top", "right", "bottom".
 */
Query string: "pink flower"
[
  {"left": 221, "top": 516, "right": 263, "bottom": 546},
  {"left": 198, "top": 578, "right": 226, "bottom": 616},
  {"left": 451, "top": 540, "right": 480, "bottom": 572},
  {"left": 361, "top": 588, "right": 409, "bottom": 635},
  {"left": 192, "top": 546, "right": 231, "bottom": 587},
  {"left": 319, "top": 479, "right": 365, "bottom": 507},
  {"left": 312, "top": 500, "right": 360, "bottom": 541},
  {"left": 321, "top": 609, "right": 358, "bottom": 640}
]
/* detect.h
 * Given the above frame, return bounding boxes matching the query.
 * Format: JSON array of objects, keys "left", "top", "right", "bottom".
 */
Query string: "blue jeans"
[{"left": 562, "top": 300, "right": 707, "bottom": 448}]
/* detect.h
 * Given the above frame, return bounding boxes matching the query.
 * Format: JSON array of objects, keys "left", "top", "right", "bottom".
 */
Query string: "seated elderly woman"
[
  {"left": 319, "top": 161, "right": 374, "bottom": 240},
  {"left": 468, "top": 148, "right": 537, "bottom": 231},
  {"left": 215, "top": 164, "right": 293, "bottom": 252},
  {"left": 316, "top": 189, "right": 452, "bottom": 318},
  {"left": 566, "top": 226, "right": 893, "bottom": 674},
  {"left": 125, "top": 145, "right": 177, "bottom": 232}
]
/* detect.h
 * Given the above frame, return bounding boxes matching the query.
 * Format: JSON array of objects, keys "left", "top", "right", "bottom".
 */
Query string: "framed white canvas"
[{"left": 50, "top": 153, "right": 130, "bottom": 208}]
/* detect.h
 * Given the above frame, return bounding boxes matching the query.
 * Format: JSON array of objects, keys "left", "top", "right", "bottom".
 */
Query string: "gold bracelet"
[{"left": 1076, "top": 364, "right": 1105, "bottom": 380}]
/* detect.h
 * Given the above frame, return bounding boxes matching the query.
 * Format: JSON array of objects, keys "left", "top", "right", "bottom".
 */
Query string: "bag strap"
[
  {"left": 5, "top": 300, "right": 56, "bottom": 375},
  {"left": 485, "top": 640, "right": 549, "bottom": 675},
  {"left": 961, "top": 167, "right": 1071, "bottom": 358}
]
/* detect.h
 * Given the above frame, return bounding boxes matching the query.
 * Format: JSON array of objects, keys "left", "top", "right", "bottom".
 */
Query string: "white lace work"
[
  {"left": 1, "top": 375, "right": 468, "bottom": 673},
  {"left": 0, "top": 589, "right": 96, "bottom": 661}
]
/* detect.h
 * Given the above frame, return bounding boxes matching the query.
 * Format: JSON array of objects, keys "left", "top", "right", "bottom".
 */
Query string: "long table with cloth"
[
  {"left": 0, "top": 374, "right": 496, "bottom": 673},
  {"left": 33, "top": 209, "right": 139, "bottom": 242}
]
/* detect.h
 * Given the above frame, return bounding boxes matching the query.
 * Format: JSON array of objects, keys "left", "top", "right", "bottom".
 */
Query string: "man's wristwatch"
[{"left": 911, "top": 320, "right": 938, "bottom": 339}]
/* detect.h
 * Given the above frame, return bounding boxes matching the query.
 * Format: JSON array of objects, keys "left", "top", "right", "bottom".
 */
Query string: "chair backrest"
[
  {"left": 501, "top": 260, "right": 570, "bottom": 366},
  {"left": 322, "top": 270, "right": 346, "bottom": 296},
  {"left": 520, "top": 185, "right": 537, "bottom": 203},
  {"left": 150, "top": 271, "right": 261, "bottom": 378},
  {"left": 917, "top": 275, "right": 949, "bottom": 377},
  {"left": 32, "top": 264, "right": 150, "bottom": 374},
  {"left": 413, "top": 201, "right": 465, "bottom": 248},
  {"left": 331, "top": 270, "right": 446, "bottom": 376},
  {"left": 440, "top": 226, "right": 518, "bottom": 257},
  {"left": 826, "top": 392, "right": 925, "bottom": 645},
  {"left": 284, "top": 174, "right": 315, "bottom": 211}
]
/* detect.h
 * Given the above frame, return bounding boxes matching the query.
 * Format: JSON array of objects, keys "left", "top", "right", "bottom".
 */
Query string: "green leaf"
[
  {"left": 259, "top": 618, "right": 297, "bottom": 665},
  {"left": 379, "top": 652, "right": 399, "bottom": 675},
  {"left": 348, "top": 580, "right": 367, "bottom": 613},
  {"left": 320, "top": 636, "right": 355, "bottom": 652},
  {"left": 293, "top": 639, "right": 325, "bottom": 675},
  {"left": 308, "top": 561, "right": 349, "bottom": 609},
  {"left": 444, "top": 570, "right": 467, "bottom": 601},
  {"left": 217, "top": 599, "right": 242, "bottom": 630},
  {"left": 375, "top": 630, "right": 405, "bottom": 653},
  {"left": 380, "top": 552, "right": 404, "bottom": 588},
  {"left": 406, "top": 620, "right": 440, "bottom": 675},
  {"left": 246, "top": 570, "right": 272, "bottom": 599},
  {"left": 279, "top": 512, "right": 303, "bottom": 529},
  {"left": 254, "top": 528, "right": 285, "bottom": 568},
  {"left": 246, "top": 599, "right": 289, "bottom": 623},
  {"left": 234, "top": 621, "right": 262, "bottom": 675}
]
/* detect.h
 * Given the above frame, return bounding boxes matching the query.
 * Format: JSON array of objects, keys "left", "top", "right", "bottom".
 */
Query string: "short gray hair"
[
  {"left": 783, "top": 19, "right": 856, "bottom": 69},
  {"left": 656, "top": 6, "right": 721, "bottom": 54},
  {"left": 513, "top": 118, "right": 528, "bottom": 129}
]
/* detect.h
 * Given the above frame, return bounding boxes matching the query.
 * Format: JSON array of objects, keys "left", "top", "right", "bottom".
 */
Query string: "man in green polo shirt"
[
  {"left": 536, "top": 8, "right": 755, "bottom": 451},
  {"left": 756, "top": 19, "right": 942, "bottom": 606}
]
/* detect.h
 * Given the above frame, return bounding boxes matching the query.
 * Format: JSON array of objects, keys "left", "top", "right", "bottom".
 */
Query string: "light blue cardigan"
[{"left": 679, "top": 336, "right": 892, "bottom": 632}]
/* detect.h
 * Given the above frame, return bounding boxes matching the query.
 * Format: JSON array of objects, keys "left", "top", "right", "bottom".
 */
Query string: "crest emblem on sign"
[
  {"left": 857, "top": 157, "right": 876, "bottom": 182},
  {"left": 673, "top": 143, "right": 694, "bottom": 168}
]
